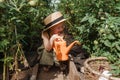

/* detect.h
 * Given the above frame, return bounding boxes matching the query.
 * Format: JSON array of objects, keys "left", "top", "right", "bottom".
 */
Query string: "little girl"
[
  {"left": 37, "top": 11, "right": 67, "bottom": 71},
  {"left": 38, "top": 11, "right": 79, "bottom": 71}
]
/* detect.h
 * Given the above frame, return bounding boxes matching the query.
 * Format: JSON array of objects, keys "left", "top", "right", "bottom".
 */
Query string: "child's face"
[{"left": 50, "top": 22, "right": 65, "bottom": 34}]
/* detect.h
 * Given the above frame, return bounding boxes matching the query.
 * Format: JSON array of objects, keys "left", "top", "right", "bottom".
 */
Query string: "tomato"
[
  {"left": 100, "top": 17, "right": 105, "bottom": 20},
  {"left": 99, "top": 29, "right": 104, "bottom": 34},
  {"left": 0, "top": 0, "right": 4, "bottom": 3},
  {"left": 29, "top": 0, "right": 37, "bottom": 6},
  {"left": 118, "top": 34, "right": 120, "bottom": 38},
  {"left": 94, "top": 40, "right": 98, "bottom": 45}
]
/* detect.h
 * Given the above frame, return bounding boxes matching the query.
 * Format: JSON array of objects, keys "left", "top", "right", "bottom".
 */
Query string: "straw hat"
[{"left": 43, "top": 11, "right": 66, "bottom": 31}]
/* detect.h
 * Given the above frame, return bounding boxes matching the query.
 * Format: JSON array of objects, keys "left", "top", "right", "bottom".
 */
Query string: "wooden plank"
[
  {"left": 68, "top": 60, "right": 80, "bottom": 80},
  {"left": 30, "top": 63, "right": 39, "bottom": 80}
]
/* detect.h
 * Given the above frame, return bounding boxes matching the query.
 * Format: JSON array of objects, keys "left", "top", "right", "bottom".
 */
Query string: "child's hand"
[
  {"left": 50, "top": 34, "right": 61, "bottom": 45},
  {"left": 50, "top": 34, "right": 59, "bottom": 41}
]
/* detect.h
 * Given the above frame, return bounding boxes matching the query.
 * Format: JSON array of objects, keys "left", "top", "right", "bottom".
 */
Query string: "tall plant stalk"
[{"left": 3, "top": 52, "right": 6, "bottom": 80}]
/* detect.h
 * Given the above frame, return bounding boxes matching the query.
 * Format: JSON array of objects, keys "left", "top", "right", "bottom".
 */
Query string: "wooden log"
[
  {"left": 68, "top": 59, "right": 80, "bottom": 80},
  {"left": 30, "top": 63, "right": 39, "bottom": 80}
]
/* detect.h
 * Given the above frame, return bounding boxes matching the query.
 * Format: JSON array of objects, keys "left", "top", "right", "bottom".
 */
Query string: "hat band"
[{"left": 45, "top": 16, "right": 64, "bottom": 28}]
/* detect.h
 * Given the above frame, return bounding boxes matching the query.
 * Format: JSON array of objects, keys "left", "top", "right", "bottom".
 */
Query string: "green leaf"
[
  {"left": 0, "top": 33, "right": 5, "bottom": 37},
  {"left": 0, "top": 2, "right": 6, "bottom": 8},
  {"left": 115, "top": 3, "right": 120, "bottom": 10},
  {"left": 0, "top": 39, "right": 10, "bottom": 48},
  {"left": 0, "top": 27, "right": 5, "bottom": 32},
  {"left": 88, "top": 16, "right": 97, "bottom": 25},
  {"left": 16, "top": 34, "right": 25, "bottom": 40},
  {"left": 81, "top": 14, "right": 89, "bottom": 22},
  {"left": 11, "top": 17, "right": 17, "bottom": 21},
  {"left": 16, "top": 20, "right": 22, "bottom": 23},
  {"left": 111, "top": 65, "right": 118, "bottom": 70},
  {"left": 112, "top": 42, "right": 118, "bottom": 47},
  {"left": 116, "top": 45, "right": 120, "bottom": 51},
  {"left": 116, "top": 53, "right": 120, "bottom": 59},
  {"left": 108, "top": 34, "right": 115, "bottom": 40},
  {"left": 104, "top": 40, "right": 111, "bottom": 47},
  {"left": 0, "top": 57, "right": 13, "bottom": 64}
]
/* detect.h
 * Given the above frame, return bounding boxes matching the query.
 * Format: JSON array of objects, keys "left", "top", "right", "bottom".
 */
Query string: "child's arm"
[{"left": 42, "top": 31, "right": 52, "bottom": 51}]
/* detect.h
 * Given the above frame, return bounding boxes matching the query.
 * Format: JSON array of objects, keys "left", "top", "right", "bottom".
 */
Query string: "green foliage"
[
  {"left": 0, "top": 0, "right": 52, "bottom": 51},
  {"left": 58, "top": 0, "right": 120, "bottom": 76},
  {"left": 0, "top": 0, "right": 51, "bottom": 77}
]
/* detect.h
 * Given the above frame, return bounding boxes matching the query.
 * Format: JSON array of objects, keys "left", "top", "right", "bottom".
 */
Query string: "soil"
[
  {"left": 37, "top": 66, "right": 69, "bottom": 80},
  {"left": 37, "top": 57, "right": 86, "bottom": 80}
]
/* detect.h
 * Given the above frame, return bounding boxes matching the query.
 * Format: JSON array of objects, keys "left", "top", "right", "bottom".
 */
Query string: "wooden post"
[
  {"left": 68, "top": 59, "right": 80, "bottom": 80},
  {"left": 30, "top": 63, "right": 39, "bottom": 80}
]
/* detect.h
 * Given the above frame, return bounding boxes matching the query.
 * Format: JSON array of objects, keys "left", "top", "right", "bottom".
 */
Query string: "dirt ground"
[
  {"left": 37, "top": 66, "right": 69, "bottom": 80},
  {"left": 36, "top": 58, "right": 85, "bottom": 80},
  {"left": 0, "top": 62, "right": 85, "bottom": 80}
]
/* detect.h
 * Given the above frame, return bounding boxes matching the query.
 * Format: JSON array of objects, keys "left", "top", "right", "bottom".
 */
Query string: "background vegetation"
[
  {"left": 0, "top": 0, "right": 120, "bottom": 79},
  {"left": 58, "top": 0, "right": 120, "bottom": 76}
]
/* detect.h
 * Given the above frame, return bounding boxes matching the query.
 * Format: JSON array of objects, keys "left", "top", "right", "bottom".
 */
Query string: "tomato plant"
[{"left": 0, "top": 0, "right": 51, "bottom": 79}]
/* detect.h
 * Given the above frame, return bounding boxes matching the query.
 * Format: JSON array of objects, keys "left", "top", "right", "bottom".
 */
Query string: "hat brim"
[{"left": 43, "top": 19, "right": 66, "bottom": 32}]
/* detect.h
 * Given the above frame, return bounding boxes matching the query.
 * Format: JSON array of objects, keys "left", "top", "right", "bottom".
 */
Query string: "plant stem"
[{"left": 3, "top": 52, "right": 6, "bottom": 80}]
